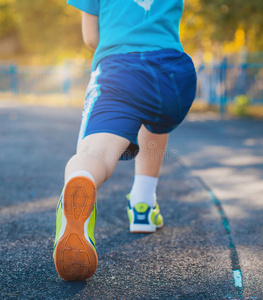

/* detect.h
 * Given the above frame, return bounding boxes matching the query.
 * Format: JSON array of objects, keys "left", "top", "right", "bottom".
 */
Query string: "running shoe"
[
  {"left": 53, "top": 176, "right": 98, "bottom": 281},
  {"left": 126, "top": 194, "right": 164, "bottom": 233}
]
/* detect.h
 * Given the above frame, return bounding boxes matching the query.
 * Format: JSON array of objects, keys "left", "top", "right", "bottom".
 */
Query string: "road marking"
[
  {"left": 233, "top": 270, "right": 242, "bottom": 288},
  {"left": 179, "top": 159, "right": 243, "bottom": 299}
]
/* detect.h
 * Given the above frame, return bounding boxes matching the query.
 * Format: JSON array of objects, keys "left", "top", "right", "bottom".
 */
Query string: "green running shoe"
[
  {"left": 53, "top": 176, "right": 98, "bottom": 281},
  {"left": 126, "top": 194, "right": 164, "bottom": 233}
]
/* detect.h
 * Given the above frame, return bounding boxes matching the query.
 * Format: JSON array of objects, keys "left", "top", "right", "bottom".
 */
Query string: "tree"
[{"left": 0, "top": 0, "right": 263, "bottom": 63}]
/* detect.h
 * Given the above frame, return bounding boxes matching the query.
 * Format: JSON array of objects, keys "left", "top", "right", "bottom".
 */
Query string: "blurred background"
[
  {"left": 1, "top": 2, "right": 263, "bottom": 298},
  {"left": 0, "top": 0, "right": 263, "bottom": 116}
]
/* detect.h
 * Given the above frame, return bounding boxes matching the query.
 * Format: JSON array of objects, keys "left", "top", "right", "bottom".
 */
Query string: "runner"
[{"left": 53, "top": 0, "right": 197, "bottom": 281}]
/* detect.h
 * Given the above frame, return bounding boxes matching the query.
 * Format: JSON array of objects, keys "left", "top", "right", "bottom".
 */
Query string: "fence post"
[
  {"left": 219, "top": 57, "right": 227, "bottom": 115},
  {"left": 62, "top": 63, "right": 71, "bottom": 95},
  {"left": 10, "top": 65, "right": 19, "bottom": 94},
  {"left": 239, "top": 63, "right": 247, "bottom": 96}
]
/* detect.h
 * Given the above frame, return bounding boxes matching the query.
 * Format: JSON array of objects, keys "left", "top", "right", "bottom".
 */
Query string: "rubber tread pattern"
[{"left": 54, "top": 176, "right": 98, "bottom": 281}]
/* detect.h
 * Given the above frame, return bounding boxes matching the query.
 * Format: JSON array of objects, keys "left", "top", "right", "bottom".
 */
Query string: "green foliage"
[
  {"left": 198, "top": 0, "right": 263, "bottom": 51},
  {"left": 0, "top": 0, "right": 18, "bottom": 38},
  {"left": 0, "top": 0, "right": 93, "bottom": 63},
  {"left": 0, "top": 0, "right": 263, "bottom": 62},
  {"left": 233, "top": 95, "right": 250, "bottom": 116}
]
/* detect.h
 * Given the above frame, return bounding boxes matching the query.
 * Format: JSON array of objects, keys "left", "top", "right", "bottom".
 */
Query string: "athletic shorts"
[{"left": 78, "top": 49, "right": 197, "bottom": 160}]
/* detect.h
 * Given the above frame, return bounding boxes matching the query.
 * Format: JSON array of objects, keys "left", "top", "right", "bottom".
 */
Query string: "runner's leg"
[
  {"left": 65, "top": 133, "right": 130, "bottom": 188},
  {"left": 129, "top": 125, "right": 168, "bottom": 207}
]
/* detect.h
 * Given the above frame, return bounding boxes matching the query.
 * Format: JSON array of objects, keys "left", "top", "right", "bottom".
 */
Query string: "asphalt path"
[{"left": 0, "top": 104, "right": 262, "bottom": 299}]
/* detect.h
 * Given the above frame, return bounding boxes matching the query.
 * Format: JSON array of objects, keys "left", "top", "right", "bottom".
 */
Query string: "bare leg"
[
  {"left": 135, "top": 125, "right": 168, "bottom": 177},
  {"left": 54, "top": 133, "right": 130, "bottom": 281},
  {"left": 65, "top": 133, "right": 130, "bottom": 188},
  {"left": 129, "top": 125, "right": 168, "bottom": 207}
]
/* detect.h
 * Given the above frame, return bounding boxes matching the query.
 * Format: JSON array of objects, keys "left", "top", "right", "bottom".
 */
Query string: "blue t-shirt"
[{"left": 67, "top": 0, "right": 184, "bottom": 72}]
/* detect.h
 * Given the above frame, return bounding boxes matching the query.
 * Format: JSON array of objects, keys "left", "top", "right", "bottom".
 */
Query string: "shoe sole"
[
  {"left": 54, "top": 176, "right": 98, "bottom": 281},
  {"left": 130, "top": 222, "right": 164, "bottom": 233}
]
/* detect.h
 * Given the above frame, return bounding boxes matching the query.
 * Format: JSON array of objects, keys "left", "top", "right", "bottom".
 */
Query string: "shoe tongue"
[{"left": 134, "top": 203, "right": 149, "bottom": 213}]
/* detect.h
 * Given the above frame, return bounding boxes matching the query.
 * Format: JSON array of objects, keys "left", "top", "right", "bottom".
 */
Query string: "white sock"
[
  {"left": 66, "top": 170, "right": 95, "bottom": 185},
  {"left": 129, "top": 175, "right": 158, "bottom": 208}
]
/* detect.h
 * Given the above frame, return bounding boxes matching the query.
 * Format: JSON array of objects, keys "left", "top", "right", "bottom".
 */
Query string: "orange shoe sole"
[{"left": 54, "top": 176, "right": 98, "bottom": 281}]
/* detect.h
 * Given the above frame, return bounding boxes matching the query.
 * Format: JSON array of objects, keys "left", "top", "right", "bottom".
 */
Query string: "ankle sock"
[
  {"left": 129, "top": 174, "right": 158, "bottom": 208},
  {"left": 66, "top": 170, "right": 95, "bottom": 185}
]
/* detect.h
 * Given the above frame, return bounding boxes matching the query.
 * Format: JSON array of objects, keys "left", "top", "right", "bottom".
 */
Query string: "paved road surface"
[
  {"left": 170, "top": 113, "right": 263, "bottom": 300},
  {"left": 0, "top": 104, "right": 262, "bottom": 299}
]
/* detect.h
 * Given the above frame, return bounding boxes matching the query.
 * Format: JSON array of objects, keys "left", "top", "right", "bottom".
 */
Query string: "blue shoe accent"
[
  {"left": 126, "top": 194, "right": 164, "bottom": 233},
  {"left": 133, "top": 207, "right": 151, "bottom": 224}
]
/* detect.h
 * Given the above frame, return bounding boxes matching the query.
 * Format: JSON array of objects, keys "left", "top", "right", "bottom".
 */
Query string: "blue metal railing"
[
  {"left": 196, "top": 60, "right": 263, "bottom": 109},
  {"left": 0, "top": 61, "right": 263, "bottom": 108},
  {"left": 0, "top": 64, "right": 91, "bottom": 98}
]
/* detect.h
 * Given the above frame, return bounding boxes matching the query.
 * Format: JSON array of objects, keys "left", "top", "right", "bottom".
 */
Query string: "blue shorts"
[{"left": 78, "top": 49, "right": 197, "bottom": 160}]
